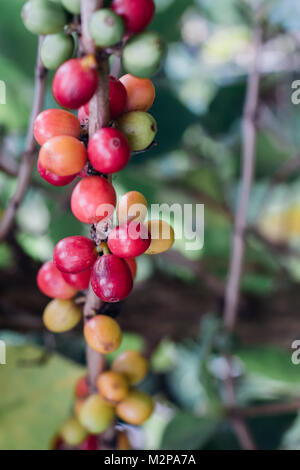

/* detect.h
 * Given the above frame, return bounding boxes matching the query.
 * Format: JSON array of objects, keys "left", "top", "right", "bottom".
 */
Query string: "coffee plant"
[{"left": 20, "top": 0, "right": 172, "bottom": 450}]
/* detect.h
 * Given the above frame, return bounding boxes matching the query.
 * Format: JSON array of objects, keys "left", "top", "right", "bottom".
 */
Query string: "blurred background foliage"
[{"left": 2, "top": 0, "right": 300, "bottom": 450}]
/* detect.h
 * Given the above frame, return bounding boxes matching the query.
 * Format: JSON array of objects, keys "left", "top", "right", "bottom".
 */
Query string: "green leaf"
[
  {"left": 161, "top": 411, "right": 220, "bottom": 450},
  {"left": 0, "top": 343, "right": 84, "bottom": 450}
]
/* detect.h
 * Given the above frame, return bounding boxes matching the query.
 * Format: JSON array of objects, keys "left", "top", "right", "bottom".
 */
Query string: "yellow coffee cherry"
[
  {"left": 78, "top": 394, "right": 115, "bottom": 434},
  {"left": 43, "top": 299, "right": 81, "bottom": 333},
  {"left": 60, "top": 417, "right": 88, "bottom": 446},
  {"left": 112, "top": 350, "right": 148, "bottom": 385},
  {"left": 97, "top": 371, "right": 129, "bottom": 404},
  {"left": 116, "top": 390, "right": 154, "bottom": 425},
  {"left": 145, "top": 219, "right": 175, "bottom": 255}
]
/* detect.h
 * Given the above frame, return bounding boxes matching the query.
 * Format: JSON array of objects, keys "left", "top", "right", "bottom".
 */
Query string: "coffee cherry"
[
  {"left": 112, "top": 350, "right": 148, "bottom": 385},
  {"left": 53, "top": 55, "right": 99, "bottom": 109},
  {"left": 54, "top": 236, "right": 97, "bottom": 274},
  {"left": 62, "top": 268, "right": 92, "bottom": 290},
  {"left": 125, "top": 258, "right": 137, "bottom": 279},
  {"left": 123, "top": 32, "right": 165, "bottom": 78},
  {"left": 145, "top": 220, "right": 175, "bottom": 255},
  {"left": 74, "top": 398, "right": 85, "bottom": 418},
  {"left": 61, "top": 0, "right": 81, "bottom": 14},
  {"left": 34, "top": 109, "right": 81, "bottom": 146},
  {"left": 117, "top": 191, "right": 148, "bottom": 225},
  {"left": 60, "top": 417, "right": 88, "bottom": 447},
  {"left": 43, "top": 299, "right": 81, "bottom": 332},
  {"left": 117, "top": 430, "right": 132, "bottom": 450},
  {"left": 88, "top": 128, "right": 130, "bottom": 174},
  {"left": 109, "top": 76, "right": 127, "bottom": 119},
  {"left": 91, "top": 255, "right": 133, "bottom": 302},
  {"left": 22, "top": 0, "right": 67, "bottom": 35},
  {"left": 75, "top": 376, "right": 90, "bottom": 399},
  {"left": 78, "top": 394, "right": 115, "bottom": 434},
  {"left": 116, "top": 390, "right": 154, "bottom": 425},
  {"left": 111, "top": 0, "right": 155, "bottom": 34},
  {"left": 89, "top": 9, "right": 125, "bottom": 47},
  {"left": 97, "top": 371, "right": 129, "bottom": 404},
  {"left": 41, "top": 33, "right": 74, "bottom": 70},
  {"left": 71, "top": 176, "right": 116, "bottom": 224},
  {"left": 79, "top": 76, "right": 127, "bottom": 123},
  {"left": 78, "top": 434, "right": 99, "bottom": 451},
  {"left": 120, "top": 74, "right": 155, "bottom": 112},
  {"left": 39, "top": 136, "right": 87, "bottom": 177},
  {"left": 108, "top": 222, "right": 151, "bottom": 258},
  {"left": 84, "top": 315, "right": 122, "bottom": 354},
  {"left": 37, "top": 261, "right": 77, "bottom": 299},
  {"left": 38, "top": 159, "right": 76, "bottom": 187},
  {"left": 117, "top": 111, "right": 157, "bottom": 151}
]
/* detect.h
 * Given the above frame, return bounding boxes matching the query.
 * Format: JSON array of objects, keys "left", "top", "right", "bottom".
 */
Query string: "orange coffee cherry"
[
  {"left": 120, "top": 74, "right": 155, "bottom": 112},
  {"left": 111, "top": 350, "right": 148, "bottom": 385},
  {"left": 97, "top": 371, "right": 129, "bottom": 404},
  {"left": 117, "top": 430, "right": 132, "bottom": 450},
  {"left": 84, "top": 315, "right": 122, "bottom": 354},
  {"left": 34, "top": 109, "right": 81, "bottom": 146},
  {"left": 116, "top": 390, "right": 154, "bottom": 425},
  {"left": 117, "top": 191, "right": 148, "bottom": 225},
  {"left": 39, "top": 135, "right": 87, "bottom": 177}
]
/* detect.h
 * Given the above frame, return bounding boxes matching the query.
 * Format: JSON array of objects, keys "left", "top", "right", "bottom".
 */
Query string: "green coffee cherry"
[
  {"left": 117, "top": 111, "right": 157, "bottom": 152},
  {"left": 61, "top": 0, "right": 81, "bottom": 14},
  {"left": 89, "top": 9, "right": 125, "bottom": 47},
  {"left": 122, "top": 32, "right": 166, "bottom": 78},
  {"left": 60, "top": 417, "right": 88, "bottom": 447},
  {"left": 22, "top": 0, "right": 67, "bottom": 35},
  {"left": 41, "top": 33, "right": 74, "bottom": 70}
]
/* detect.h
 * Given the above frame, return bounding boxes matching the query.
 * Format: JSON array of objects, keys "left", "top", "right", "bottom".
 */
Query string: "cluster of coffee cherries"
[
  {"left": 53, "top": 350, "right": 151, "bottom": 449},
  {"left": 22, "top": 0, "right": 165, "bottom": 79},
  {"left": 23, "top": 0, "right": 172, "bottom": 450}
]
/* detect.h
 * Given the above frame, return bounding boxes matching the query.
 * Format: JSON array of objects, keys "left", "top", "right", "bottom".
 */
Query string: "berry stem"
[
  {"left": 0, "top": 37, "right": 47, "bottom": 241},
  {"left": 80, "top": 0, "right": 111, "bottom": 393}
]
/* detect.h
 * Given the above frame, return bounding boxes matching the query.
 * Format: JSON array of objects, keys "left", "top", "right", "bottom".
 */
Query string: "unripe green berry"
[
  {"left": 22, "top": 0, "right": 67, "bottom": 35},
  {"left": 60, "top": 417, "right": 88, "bottom": 446},
  {"left": 122, "top": 31, "right": 166, "bottom": 78},
  {"left": 61, "top": 0, "right": 81, "bottom": 14},
  {"left": 117, "top": 111, "right": 157, "bottom": 151},
  {"left": 78, "top": 394, "right": 115, "bottom": 434},
  {"left": 41, "top": 33, "right": 74, "bottom": 70},
  {"left": 89, "top": 9, "right": 125, "bottom": 47}
]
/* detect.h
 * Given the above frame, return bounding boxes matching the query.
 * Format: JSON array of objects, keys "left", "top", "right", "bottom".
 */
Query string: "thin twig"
[
  {"left": 80, "top": 0, "right": 110, "bottom": 393},
  {"left": 0, "top": 37, "right": 47, "bottom": 241},
  {"left": 223, "top": 26, "right": 263, "bottom": 331}
]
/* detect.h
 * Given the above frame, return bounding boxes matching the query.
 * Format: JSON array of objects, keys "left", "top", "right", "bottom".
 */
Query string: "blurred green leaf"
[
  {"left": 161, "top": 411, "right": 220, "bottom": 450},
  {"left": 0, "top": 343, "right": 84, "bottom": 450}
]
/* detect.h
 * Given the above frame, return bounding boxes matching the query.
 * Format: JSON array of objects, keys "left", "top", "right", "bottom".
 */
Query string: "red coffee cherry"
[
  {"left": 78, "top": 76, "right": 127, "bottom": 123},
  {"left": 37, "top": 159, "right": 76, "bottom": 187},
  {"left": 71, "top": 176, "right": 116, "bottom": 224},
  {"left": 37, "top": 261, "right": 77, "bottom": 299},
  {"left": 75, "top": 376, "right": 90, "bottom": 399},
  {"left": 54, "top": 236, "right": 98, "bottom": 274},
  {"left": 88, "top": 128, "right": 130, "bottom": 174},
  {"left": 78, "top": 434, "right": 99, "bottom": 451},
  {"left": 91, "top": 254, "right": 133, "bottom": 302},
  {"left": 34, "top": 109, "right": 81, "bottom": 146},
  {"left": 125, "top": 258, "right": 137, "bottom": 279},
  {"left": 109, "top": 75, "right": 127, "bottom": 119},
  {"left": 108, "top": 222, "right": 151, "bottom": 258},
  {"left": 111, "top": 0, "right": 155, "bottom": 34},
  {"left": 53, "top": 55, "right": 99, "bottom": 109},
  {"left": 39, "top": 135, "right": 87, "bottom": 177},
  {"left": 62, "top": 268, "right": 92, "bottom": 290}
]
